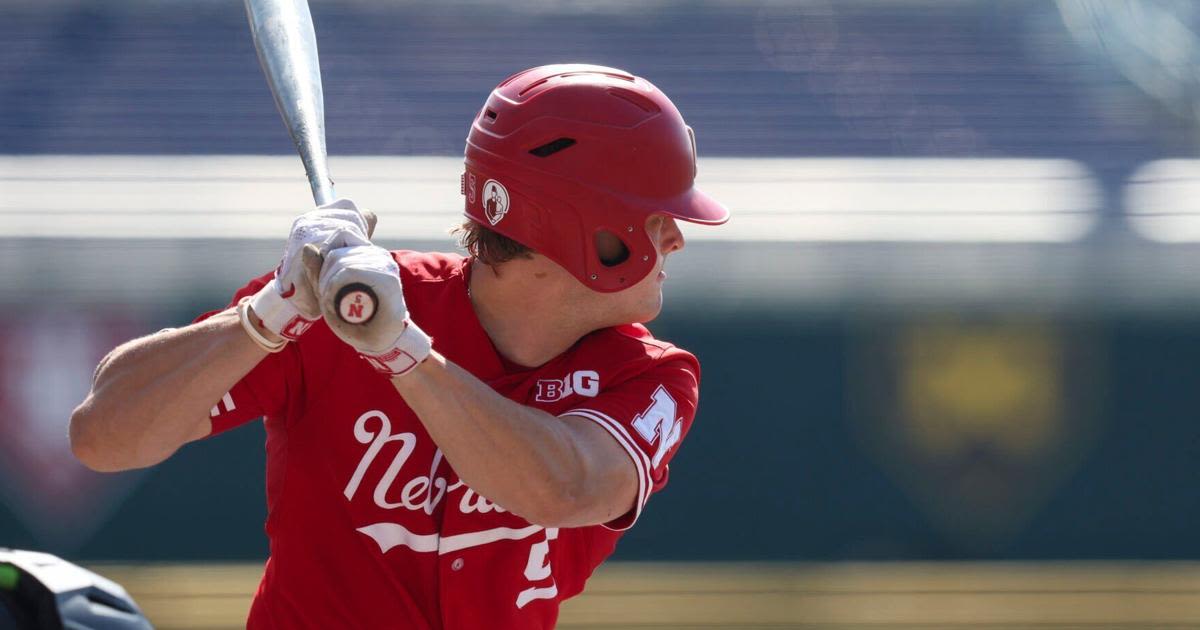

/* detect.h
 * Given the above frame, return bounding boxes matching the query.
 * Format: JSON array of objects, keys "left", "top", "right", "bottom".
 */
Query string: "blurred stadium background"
[{"left": 3, "top": 0, "right": 1200, "bottom": 627}]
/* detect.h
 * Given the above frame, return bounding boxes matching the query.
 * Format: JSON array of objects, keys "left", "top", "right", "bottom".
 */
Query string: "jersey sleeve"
[
  {"left": 192, "top": 271, "right": 297, "bottom": 436},
  {"left": 560, "top": 359, "right": 700, "bottom": 531}
]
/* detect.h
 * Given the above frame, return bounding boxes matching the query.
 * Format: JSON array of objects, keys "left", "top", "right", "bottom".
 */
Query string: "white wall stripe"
[
  {"left": 0, "top": 155, "right": 1101, "bottom": 243},
  {"left": 1126, "top": 159, "right": 1200, "bottom": 242}
]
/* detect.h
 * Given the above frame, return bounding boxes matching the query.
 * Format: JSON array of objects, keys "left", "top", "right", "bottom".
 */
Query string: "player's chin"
[{"left": 630, "top": 288, "right": 665, "bottom": 324}]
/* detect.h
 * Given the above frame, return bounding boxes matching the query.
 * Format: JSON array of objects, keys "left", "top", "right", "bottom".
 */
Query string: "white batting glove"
[
  {"left": 249, "top": 199, "right": 375, "bottom": 341},
  {"left": 308, "top": 244, "right": 433, "bottom": 376}
]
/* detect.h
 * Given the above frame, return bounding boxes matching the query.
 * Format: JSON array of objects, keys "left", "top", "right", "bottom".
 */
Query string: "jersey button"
[{"left": 451, "top": 558, "right": 465, "bottom": 571}]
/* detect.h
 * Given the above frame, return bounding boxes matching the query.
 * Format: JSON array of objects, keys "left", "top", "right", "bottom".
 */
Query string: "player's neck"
[{"left": 468, "top": 258, "right": 600, "bottom": 369}]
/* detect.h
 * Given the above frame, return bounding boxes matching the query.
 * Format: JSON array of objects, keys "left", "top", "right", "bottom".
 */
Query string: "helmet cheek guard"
[
  {"left": 462, "top": 64, "right": 729, "bottom": 293},
  {"left": 578, "top": 193, "right": 659, "bottom": 291}
]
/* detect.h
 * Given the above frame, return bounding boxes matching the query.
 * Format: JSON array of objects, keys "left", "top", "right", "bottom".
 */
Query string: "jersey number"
[
  {"left": 631, "top": 386, "right": 682, "bottom": 469},
  {"left": 516, "top": 528, "right": 559, "bottom": 609}
]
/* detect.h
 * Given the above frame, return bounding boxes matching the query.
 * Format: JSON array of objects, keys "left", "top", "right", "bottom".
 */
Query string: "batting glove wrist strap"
[
  {"left": 360, "top": 319, "right": 433, "bottom": 377},
  {"left": 249, "top": 281, "right": 315, "bottom": 341},
  {"left": 237, "top": 297, "right": 288, "bottom": 353}
]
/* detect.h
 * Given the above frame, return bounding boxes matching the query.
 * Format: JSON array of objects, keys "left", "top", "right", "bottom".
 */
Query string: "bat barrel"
[{"left": 244, "top": 0, "right": 336, "bottom": 206}]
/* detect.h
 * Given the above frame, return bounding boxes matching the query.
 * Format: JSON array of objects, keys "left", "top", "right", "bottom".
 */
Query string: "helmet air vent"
[
  {"left": 518, "top": 77, "right": 552, "bottom": 97},
  {"left": 529, "top": 137, "right": 577, "bottom": 158},
  {"left": 607, "top": 88, "right": 659, "bottom": 113}
]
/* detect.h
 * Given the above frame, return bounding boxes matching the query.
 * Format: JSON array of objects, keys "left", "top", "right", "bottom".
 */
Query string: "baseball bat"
[
  {"left": 244, "top": 0, "right": 377, "bottom": 325},
  {"left": 244, "top": 0, "right": 335, "bottom": 206}
]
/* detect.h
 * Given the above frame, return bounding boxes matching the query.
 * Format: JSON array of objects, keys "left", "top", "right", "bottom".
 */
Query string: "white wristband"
[
  {"left": 249, "top": 281, "right": 316, "bottom": 341},
  {"left": 360, "top": 319, "right": 433, "bottom": 376},
  {"left": 237, "top": 297, "right": 287, "bottom": 353}
]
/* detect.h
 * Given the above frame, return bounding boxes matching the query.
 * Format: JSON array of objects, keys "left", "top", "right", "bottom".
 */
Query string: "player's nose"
[{"left": 659, "top": 216, "right": 685, "bottom": 255}]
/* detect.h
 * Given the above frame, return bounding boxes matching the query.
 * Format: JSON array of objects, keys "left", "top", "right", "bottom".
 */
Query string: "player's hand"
[
  {"left": 304, "top": 244, "right": 433, "bottom": 376},
  {"left": 249, "top": 199, "right": 377, "bottom": 341}
]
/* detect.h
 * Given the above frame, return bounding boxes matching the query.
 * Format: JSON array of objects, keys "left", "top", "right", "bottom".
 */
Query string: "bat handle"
[
  {"left": 311, "top": 179, "right": 335, "bottom": 206},
  {"left": 300, "top": 146, "right": 380, "bottom": 324},
  {"left": 304, "top": 187, "right": 380, "bottom": 327},
  {"left": 305, "top": 157, "right": 336, "bottom": 207},
  {"left": 326, "top": 207, "right": 379, "bottom": 326},
  {"left": 303, "top": 161, "right": 381, "bottom": 325},
  {"left": 309, "top": 165, "right": 379, "bottom": 324}
]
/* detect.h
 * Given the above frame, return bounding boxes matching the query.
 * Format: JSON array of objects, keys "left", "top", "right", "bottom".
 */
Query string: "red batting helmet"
[{"left": 463, "top": 64, "right": 729, "bottom": 292}]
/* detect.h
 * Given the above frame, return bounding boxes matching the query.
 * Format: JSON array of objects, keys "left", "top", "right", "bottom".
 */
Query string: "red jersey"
[{"left": 199, "top": 251, "right": 701, "bottom": 629}]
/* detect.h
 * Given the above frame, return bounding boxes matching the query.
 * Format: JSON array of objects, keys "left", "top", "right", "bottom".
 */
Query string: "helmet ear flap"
[{"left": 580, "top": 216, "right": 656, "bottom": 290}]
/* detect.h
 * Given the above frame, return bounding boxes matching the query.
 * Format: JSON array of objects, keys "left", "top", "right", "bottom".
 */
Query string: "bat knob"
[{"left": 335, "top": 283, "right": 378, "bottom": 325}]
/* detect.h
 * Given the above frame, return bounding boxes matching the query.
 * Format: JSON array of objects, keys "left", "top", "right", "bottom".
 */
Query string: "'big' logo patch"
[{"left": 536, "top": 370, "right": 600, "bottom": 402}]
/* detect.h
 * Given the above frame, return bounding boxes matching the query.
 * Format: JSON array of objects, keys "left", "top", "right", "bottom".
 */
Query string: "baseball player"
[{"left": 69, "top": 65, "right": 728, "bottom": 628}]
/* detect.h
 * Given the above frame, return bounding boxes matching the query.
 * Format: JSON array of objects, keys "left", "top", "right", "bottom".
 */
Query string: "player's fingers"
[
  {"left": 361, "top": 209, "right": 378, "bottom": 239},
  {"left": 315, "top": 198, "right": 374, "bottom": 238},
  {"left": 301, "top": 243, "right": 324, "bottom": 294},
  {"left": 323, "top": 227, "right": 371, "bottom": 252}
]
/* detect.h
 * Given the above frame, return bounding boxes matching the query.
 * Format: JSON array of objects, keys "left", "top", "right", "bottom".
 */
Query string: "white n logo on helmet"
[{"left": 482, "top": 179, "right": 510, "bottom": 225}]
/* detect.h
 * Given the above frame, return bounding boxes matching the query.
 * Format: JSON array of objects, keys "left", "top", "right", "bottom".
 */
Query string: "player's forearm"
[
  {"left": 390, "top": 353, "right": 598, "bottom": 527},
  {"left": 70, "top": 309, "right": 269, "bottom": 472}
]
